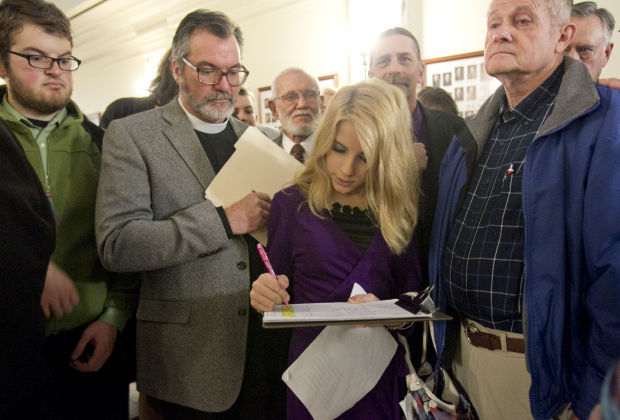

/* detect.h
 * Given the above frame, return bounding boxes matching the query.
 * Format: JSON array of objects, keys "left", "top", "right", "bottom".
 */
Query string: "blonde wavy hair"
[{"left": 295, "top": 78, "right": 420, "bottom": 255}]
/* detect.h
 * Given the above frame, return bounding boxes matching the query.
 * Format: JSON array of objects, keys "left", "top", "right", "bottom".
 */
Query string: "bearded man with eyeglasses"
[
  {"left": 268, "top": 67, "right": 323, "bottom": 164},
  {"left": 96, "top": 8, "right": 289, "bottom": 420},
  {"left": 0, "top": 0, "right": 138, "bottom": 419}
]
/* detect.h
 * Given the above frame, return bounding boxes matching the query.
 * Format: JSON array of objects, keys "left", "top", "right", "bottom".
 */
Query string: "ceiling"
[{"left": 55, "top": 0, "right": 302, "bottom": 66}]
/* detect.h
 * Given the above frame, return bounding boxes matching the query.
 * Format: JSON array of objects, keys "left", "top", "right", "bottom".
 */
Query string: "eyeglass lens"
[
  {"left": 281, "top": 90, "right": 319, "bottom": 104},
  {"left": 198, "top": 69, "right": 248, "bottom": 86},
  {"left": 30, "top": 56, "right": 79, "bottom": 71}
]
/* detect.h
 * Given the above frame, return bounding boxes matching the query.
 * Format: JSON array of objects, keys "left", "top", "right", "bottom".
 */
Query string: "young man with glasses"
[
  {"left": 0, "top": 0, "right": 137, "bottom": 418},
  {"left": 268, "top": 67, "right": 323, "bottom": 163},
  {"left": 96, "top": 8, "right": 288, "bottom": 419}
]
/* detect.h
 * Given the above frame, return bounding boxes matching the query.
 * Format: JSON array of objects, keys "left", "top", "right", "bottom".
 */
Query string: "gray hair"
[
  {"left": 171, "top": 9, "right": 243, "bottom": 72},
  {"left": 534, "top": 0, "right": 573, "bottom": 27},
  {"left": 270, "top": 67, "right": 320, "bottom": 99},
  {"left": 572, "top": 1, "right": 615, "bottom": 42}
]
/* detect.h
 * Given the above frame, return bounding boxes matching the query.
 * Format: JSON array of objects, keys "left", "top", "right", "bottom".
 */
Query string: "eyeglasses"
[
  {"left": 274, "top": 90, "right": 320, "bottom": 106},
  {"left": 8, "top": 51, "right": 81, "bottom": 71},
  {"left": 182, "top": 58, "right": 249, "bottom": 86}
]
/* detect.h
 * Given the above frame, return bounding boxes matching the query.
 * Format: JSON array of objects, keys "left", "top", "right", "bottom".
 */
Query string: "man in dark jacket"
[
  {"left": 0, "top": 117, "right": 55, "bottom": 419},
  {"left": 369, "top": 27, "right": 467, "bottom": 283}
]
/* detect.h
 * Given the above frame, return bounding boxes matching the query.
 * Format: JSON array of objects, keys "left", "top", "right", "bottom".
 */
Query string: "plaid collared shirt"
[{"left": 442, "top": 65, "right": 564, "bottom": 333}]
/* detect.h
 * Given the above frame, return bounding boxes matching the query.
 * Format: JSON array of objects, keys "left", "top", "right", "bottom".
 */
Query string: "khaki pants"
[{"left": 451, "top": 319, "right": 573, "bottom": 420}]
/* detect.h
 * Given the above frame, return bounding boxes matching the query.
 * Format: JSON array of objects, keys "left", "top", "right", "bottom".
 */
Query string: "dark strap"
[{"left": 82, "top": 118, "right": 104, "bottom": 151}]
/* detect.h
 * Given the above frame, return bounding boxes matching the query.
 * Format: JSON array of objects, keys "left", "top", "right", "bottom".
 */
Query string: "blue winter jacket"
[{"left": 428, "top": 58, "right": 620, "bottom": 420}]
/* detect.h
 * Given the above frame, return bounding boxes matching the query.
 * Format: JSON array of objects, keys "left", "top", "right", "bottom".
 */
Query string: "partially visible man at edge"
[
  {"left": 428, "top": 0, "right": 620, "bottom": 419},
  {"left": 0, "top": 0, "right": 137, "bottom": 418},
  {"left": 0, "top": 118, "right": 55, "bottom": 418},
  {"left": 565, "top": 1, "right": 614, "bottom": 81}
]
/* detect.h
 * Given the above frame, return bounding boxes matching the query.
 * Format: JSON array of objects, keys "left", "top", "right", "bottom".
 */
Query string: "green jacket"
[{"left": 0, "top": 86, "right": 136, "bottom": 335}]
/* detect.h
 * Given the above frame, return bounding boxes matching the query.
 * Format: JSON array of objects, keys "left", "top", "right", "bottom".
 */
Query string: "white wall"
[
  {"left": 239, "top": 0, "right": 349, "bottom": 100},
  {"left": 70, "top": 0, "right": 620, "bottom": 115},
  {"left": 71, "top": 0, "right": 350, "bottom": 115},
  {"left": 415, "top": 0, "right": 620, "bottom": 80}
]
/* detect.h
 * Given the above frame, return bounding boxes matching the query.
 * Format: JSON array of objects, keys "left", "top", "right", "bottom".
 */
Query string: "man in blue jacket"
[{"left": 429, "top": 0, "right": 620, "bottom": 419}]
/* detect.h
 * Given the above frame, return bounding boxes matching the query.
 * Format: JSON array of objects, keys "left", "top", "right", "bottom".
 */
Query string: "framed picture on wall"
[
  {"left": 257, "top": 86, "right": 274, "bottom": 127},
  {"left": 423, "top": 51, "right": 501, "bottom": 118},
  {"left": 318, "top": 73, "right": 339, "bottom": 90}
]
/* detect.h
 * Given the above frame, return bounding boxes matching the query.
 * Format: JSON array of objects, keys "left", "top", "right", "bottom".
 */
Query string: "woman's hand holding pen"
[{"left": 250, "top": 273, "right": 290, "bottom": 312}]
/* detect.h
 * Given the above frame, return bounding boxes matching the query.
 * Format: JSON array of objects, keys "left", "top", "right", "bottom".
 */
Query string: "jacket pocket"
[{"left": 136, "top": 299, "right": 191, "bottom": 324}]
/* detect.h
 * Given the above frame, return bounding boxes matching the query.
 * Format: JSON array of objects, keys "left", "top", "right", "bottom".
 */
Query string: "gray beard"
[
  {"left": 280, "top": 112, "right": 320, "bottom": 137},
  {"left": 180, "top": 81, "right": 233, "bottom": 122}
]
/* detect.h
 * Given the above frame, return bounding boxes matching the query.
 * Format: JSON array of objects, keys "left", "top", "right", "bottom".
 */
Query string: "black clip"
[{"left": 396, "top": 285, "right": 435, "bottom": 314}]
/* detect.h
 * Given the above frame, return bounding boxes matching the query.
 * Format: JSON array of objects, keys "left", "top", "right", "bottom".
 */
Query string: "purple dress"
[{"left": 267, "top": 186, "right": 423, "bottom": 419}]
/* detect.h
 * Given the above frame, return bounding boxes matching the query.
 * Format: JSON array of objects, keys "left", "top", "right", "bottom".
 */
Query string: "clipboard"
[{"left": 262, "top": 299, "right": 451, "bottom": 329}]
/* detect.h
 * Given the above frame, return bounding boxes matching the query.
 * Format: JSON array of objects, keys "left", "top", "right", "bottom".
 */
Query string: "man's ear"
[
  {"left": 603, "top": 42, "right": 614, "bottom": 66},
  {"left": 556, "top": 23, "right": 576, "bottom": 54},
  {"left": 417, "top": 62, "right": 425, "bottom": 85},
  {"left": 268, "top": 100, "right": 278, "bottom": 121},
  {"left": 171, "top": 59, "right": 181, "bottom": 84}
]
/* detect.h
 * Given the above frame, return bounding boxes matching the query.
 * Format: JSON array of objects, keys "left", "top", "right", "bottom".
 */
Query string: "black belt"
[{"left": 460, "top": 317, "right": 525, "bottom": 354}]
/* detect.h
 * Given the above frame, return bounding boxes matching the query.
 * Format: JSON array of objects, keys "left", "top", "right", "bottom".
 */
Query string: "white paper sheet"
[
  {"left": 281, "top": 283, "right": 399, "bottom": 419},
  {"left": 283, "top": 324, "right": 398, "bottom": 419},
  {"left": 204, "top": 126, "right": 304, "bottom": 244}
]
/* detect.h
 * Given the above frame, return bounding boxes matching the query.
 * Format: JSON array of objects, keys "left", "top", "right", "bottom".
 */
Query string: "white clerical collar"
[{"left": 178, "top": 97, "right": 228, "bottom": 134}]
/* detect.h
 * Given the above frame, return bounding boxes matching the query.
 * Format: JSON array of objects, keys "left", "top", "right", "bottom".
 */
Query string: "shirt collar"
[
  {"left": 1, "top": 93, "right": 67, "bottom": 130},
  {"left": 282, "top": 131, "right": 315, "bottom": 155},
  {"left": 501, "top": 63, "right": 564, "bottom": 124},
  {"left": 178, "top": 97, "right": 228, "bottom": 134}
]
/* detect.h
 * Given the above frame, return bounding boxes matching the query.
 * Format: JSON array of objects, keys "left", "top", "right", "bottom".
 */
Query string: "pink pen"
[{"left": 256, "top": 243, "right": 289, "bottom": 307}]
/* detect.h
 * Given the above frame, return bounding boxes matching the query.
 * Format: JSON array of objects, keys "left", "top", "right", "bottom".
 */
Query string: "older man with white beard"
[{"left": 268, "top": 67, "right": 323, "bottom": 163}]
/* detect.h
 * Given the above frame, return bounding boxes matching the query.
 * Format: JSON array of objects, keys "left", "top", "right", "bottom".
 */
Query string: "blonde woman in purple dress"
[{"left": 251, "top": 78, "right": 424, "bottom": 419}]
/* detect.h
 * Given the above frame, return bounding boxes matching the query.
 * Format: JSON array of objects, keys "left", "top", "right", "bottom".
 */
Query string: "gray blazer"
[
  {"left": 95, "top": 100, "right": 251, "bottom": 412},
  {"left": 272, "top": 132, "right": 283, "bottom": 147}
]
